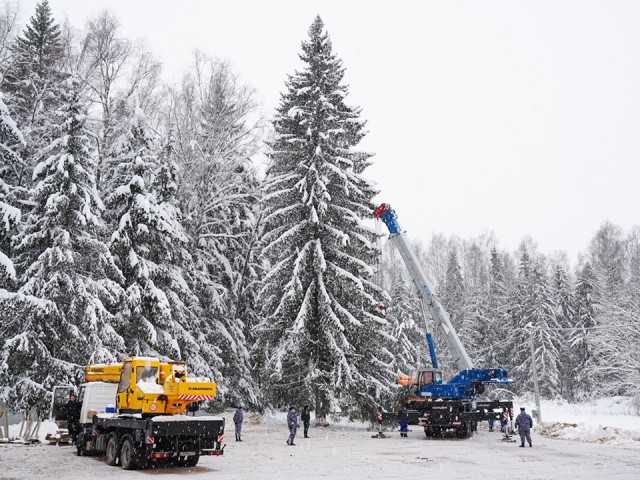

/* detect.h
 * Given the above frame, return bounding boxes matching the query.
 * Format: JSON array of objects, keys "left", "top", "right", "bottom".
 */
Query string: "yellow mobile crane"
[{"left": 56, "top": 357, "right": 225, "bottom": 470}]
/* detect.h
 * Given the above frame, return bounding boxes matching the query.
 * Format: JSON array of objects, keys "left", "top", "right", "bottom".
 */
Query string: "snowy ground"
[{"left": 1, "top": 397, "right": 639, "bottom": 480}]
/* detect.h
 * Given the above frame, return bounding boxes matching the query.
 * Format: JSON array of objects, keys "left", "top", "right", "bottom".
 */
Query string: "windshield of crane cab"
[
  {"left": 137, "top": 366, "right": 159, "bottom": 383},
  {"left": 118, "top": 361, "right": 132, "bottom": 393}
]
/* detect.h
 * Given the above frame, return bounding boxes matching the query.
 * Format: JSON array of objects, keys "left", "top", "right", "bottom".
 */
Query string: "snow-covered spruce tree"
[
  {"left": 571, "top": 262, "right": 597, "bottom": 398},
  {"left": 152, "top": 134, "right": 223, "bottom": 382},
  {"left": 2, "top": 0, "right": 66, "bottom": 189},
  {"left": 0, "top": 96, "right": 24, "bottom": 286},
  {"left": 106, "top": 108, "right": 182, "bottom": 358},
  {"left": 438, "top": 248, "right": 466, "bottom": 378},
  {"left": 508, "top": 246, "right": 561, "bottom": 397},
  {"left": 441, "top": 248, "right": 465, "bottom": 327},
  {"left": 167, "top": 54, "right": 263, "bottom": 407},
  {"left": 258, "top": 16, "right": 393, "bottom": 419},
  {"left": 105, "top": 106, "right": 220, "bottom": 384},
  {"left": 551, "top": 262, "right": 576, "bottom": 398},
  {"left": 460, "top": 288, "right": 490, "bottom": 368},
  {"left": 487, "top": 247, "right": 512, "bottom": 368},
  {"left": 387, "top": 271, "right": 424, "bottom": 374},
  {"left": 0, "top": 94, "right": 60, "bottom": 416},
  {"left": 7, "top": 81, "right": 125, "bottom": 412},
  {"left": 0, "top": 290, "right": 61, "bottom": 415},
  {"left": 587, "top": 223, "right": 631, "bottom": 395}
]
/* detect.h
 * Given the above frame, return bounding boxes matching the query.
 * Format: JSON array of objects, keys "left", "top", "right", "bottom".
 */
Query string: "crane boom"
[{"left": 374, "top": 203, "right": 473, "bottom": 371}]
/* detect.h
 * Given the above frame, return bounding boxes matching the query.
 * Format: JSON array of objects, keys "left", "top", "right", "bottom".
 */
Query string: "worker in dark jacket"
[
  {"left": 63, "top": 393, "right": 82, "bottom": 444},
  {"left": 301, "top": 405, "right": 311, "bottom": 438},
  {"left": 233, "top": 406, "right": 244, "bottom": 441},
  {"left": 286, "top": 406, "right": 298, "bottom": 445},
  {"left": 515, "top": 407, "right": 533, "bottom": 447}
]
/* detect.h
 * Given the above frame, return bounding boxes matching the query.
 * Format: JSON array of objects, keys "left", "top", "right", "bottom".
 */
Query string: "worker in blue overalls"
[{"left": 399, "top": 404, "right": 409, "bottom": 437}]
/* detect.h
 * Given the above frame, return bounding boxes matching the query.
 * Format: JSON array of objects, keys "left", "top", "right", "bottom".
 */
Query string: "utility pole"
[{"left": 528, "top": 329, "right": 542, "bottom": 427}]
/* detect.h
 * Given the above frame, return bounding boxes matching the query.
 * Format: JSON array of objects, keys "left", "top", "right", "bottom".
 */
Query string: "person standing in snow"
[
  {"left": 301, "top": 405, "right": 311, "bottom": 438},
  {"left": 63, "top": 393, "right": 82, "bottom": 444},
  {"left": 287, "top": 406, "right": 298, "bottom": 445},
  {"left": 515, "top": 407, "right": 533, "bottom": 447},
  {"left": 233, "top": 405, "right": 244, "bottom": 442},
  {"left": 399, "top": 404, "right": 409, "bottom": 437}
]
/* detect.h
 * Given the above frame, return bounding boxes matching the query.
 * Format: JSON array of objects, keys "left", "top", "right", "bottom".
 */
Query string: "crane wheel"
[
  {"left": 120, "top": 436, "right": 137, "bottom": 470},
  {"left": 105, "top": 435, "right": 119, "bottom": 466}
]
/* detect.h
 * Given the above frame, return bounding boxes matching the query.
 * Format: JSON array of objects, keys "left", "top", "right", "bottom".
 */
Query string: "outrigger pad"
[{"left": 371, "top": 433, "right": 388, "bottom": 438}]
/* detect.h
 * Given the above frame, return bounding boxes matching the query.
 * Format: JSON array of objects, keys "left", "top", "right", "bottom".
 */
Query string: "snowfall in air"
[{"left": 2, "top": 397, "right": 639, "bottom": 479}]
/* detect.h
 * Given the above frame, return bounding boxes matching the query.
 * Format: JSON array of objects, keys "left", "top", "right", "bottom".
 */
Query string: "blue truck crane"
[{"left": 374, "top": 203, "right": 514, "bottom": 438}]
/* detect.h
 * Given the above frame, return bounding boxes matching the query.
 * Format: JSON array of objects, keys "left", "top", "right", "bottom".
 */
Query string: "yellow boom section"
[{"left": 86, "top": 364, "right": 123, "bottom": 383}]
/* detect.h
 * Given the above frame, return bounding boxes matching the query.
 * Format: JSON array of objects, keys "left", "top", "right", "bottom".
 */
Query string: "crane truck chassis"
[
  {"left": 374, "top": 203, "right": 515, "bottom": 439},
  {"left": 82, "top": 409, "right": 225, "bottom": 469},
  {"left": 53, "top": 357, "right": 225, "bottom": 469}
]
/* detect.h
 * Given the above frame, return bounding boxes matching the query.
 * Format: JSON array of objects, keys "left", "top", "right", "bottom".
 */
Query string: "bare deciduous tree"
[
  {"left": 76, "top": 10, "right": 161, "bottom": 188},
  {"left": 0, "top": 0, "right": 19, "bottom": 87}
]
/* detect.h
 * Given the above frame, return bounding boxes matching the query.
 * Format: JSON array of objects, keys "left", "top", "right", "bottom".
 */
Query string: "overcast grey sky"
[{"left": 20, "top": 0, "right": 640, "bottom": 261}]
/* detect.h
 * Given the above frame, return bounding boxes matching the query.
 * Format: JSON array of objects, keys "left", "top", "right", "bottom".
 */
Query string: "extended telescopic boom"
[{"left": 374, "top": 203, "right": 474, "bottom": 372}]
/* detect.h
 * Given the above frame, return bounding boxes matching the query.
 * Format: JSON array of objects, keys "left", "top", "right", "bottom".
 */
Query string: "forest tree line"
[{"left": 0, "top": 2, "right": 638, "bottom": 418}]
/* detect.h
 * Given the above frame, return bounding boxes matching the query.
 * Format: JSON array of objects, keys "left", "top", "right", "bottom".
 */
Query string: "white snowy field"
[{"left": 1, "top": 398, "right": 639, "bottom": 480}]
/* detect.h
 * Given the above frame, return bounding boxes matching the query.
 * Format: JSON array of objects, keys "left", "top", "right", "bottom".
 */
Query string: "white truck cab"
[{"left": 77, "top": 382, "right": 118, "bottom": 424}]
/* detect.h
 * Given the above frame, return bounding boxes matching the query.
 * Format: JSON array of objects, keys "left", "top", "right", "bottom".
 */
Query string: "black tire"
[
  {"left": 105, "top": 435, "right": 119, "bottom": 466},
  {"left": 120, "top": 437, "right": 137, "bottom": 470},
  {"left": 456, "top": 422, "right": 472, "bottom": 438},
  {"left": 185, "top": 454, "right": 199, "bottom": 467}
]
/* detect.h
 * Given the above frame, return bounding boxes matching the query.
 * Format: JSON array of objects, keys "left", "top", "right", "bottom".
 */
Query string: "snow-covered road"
[{"left": 2, "top": 410, "right": 639, "bottom": 480}]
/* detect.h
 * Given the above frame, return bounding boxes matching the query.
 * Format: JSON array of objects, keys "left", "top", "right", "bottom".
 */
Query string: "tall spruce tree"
[
  {"left": 571, "top": 262, "right": 597, "bottom": 398},
  {"left": 105, "top": 105, "right": 215, "bottom": 379},
  {"left": 587, "top": 223, "right": 630, "bottom": 394},
  {"left": 509, "top": 247, "right": 561, "bottom": 397},
  {"left": 551, "top": 262, "right": 576, "bottom": 397},
  {"left": 487, "top": 248, "right": 511, "bottom": 367},
  {"left": 152, "top": 134, "right": 223, "bottom": 383},
  {"left": 3, "top": 0, "right": 65, "bottom": 189},
  {"left": 258, "top": 16, "right": 392, "bottom": 419},
  {"left": 7, "top": 80, "right": 124, "bottom": 412},
  {"left": 438, "top": 248, "right": 466, "bottom": 377}
]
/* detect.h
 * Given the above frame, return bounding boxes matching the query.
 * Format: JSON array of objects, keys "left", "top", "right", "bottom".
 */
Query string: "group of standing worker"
[
  {"left": 287, "top": 405, "right": 311, "bottom": 445},
  {"left": 233, "top": 404, "right": 312, "bottom": 446}
]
